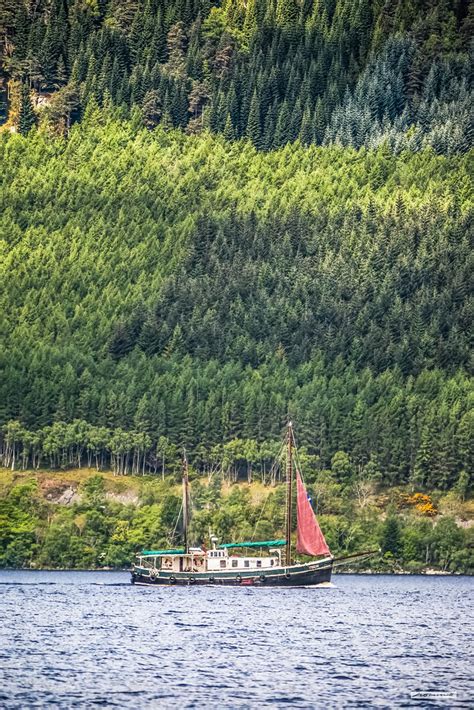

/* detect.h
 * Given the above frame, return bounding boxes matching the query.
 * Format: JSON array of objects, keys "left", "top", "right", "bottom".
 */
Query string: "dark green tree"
[
  {"left": 18, "top": 84, "right": 36, "bottom": 135},
  {"left": 246, "top": 90, "right": 262, "bottom": 148},
  {"left": 381, "top": 517, "right": 402, "bottom": 557}
]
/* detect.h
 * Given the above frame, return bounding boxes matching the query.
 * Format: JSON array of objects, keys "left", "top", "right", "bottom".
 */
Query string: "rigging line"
[
  {"left": 291, "top": 426, "right": 307, "bottom": 484},
  {"left": 250, "top": 489, "right": 271, "bottom": 542},
  {"left": 291, "top": 427, "right": 321, "bottom": 515},
  {"left": 250, "top": 439, "right": 286, "bottom": 542},
  {"left": 168, "top": 500, "right": 183, "bottom": 546}
]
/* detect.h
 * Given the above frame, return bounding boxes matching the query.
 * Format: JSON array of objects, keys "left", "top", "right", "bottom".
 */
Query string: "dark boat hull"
[{"left": 131, "top": 559, "right": 333, "bottom": 587}]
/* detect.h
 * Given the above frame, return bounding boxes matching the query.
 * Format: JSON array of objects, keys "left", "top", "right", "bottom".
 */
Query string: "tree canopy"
[
  {"left": 0, "top": 0, "right": 472, "bottom": 151},
  {"left": 0, "top": 119, "right": 472, "bottom": 490}
]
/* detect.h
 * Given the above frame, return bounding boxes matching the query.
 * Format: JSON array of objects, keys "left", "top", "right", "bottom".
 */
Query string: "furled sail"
[{"left": 296, "top": 469, "right": 331, "bottom": 557}]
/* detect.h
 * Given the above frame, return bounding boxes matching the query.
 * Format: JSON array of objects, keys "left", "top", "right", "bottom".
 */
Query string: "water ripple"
[{"left": 0, "top": 571, "right": 472, "bottom": 708}]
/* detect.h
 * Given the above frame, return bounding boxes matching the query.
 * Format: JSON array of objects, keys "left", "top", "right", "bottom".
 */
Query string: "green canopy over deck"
[{"left": 218, "top": 540, "right": 286, "bottom": 550}]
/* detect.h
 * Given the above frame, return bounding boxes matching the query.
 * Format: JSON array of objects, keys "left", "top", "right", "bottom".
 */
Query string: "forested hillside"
[
  {"left": 0, "top": 1, "right": 472, "bottom": 507},
  {"left": 1, "top": 1, "right": 473, "bottom": 151},
  {"left": 0, "top": 117, "right": 472, "bottom": 490}
]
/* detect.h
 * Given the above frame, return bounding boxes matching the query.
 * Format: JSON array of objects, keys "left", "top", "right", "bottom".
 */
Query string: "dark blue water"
[{"left": 0, "top": 572, "right": 472, "bottom": 708}]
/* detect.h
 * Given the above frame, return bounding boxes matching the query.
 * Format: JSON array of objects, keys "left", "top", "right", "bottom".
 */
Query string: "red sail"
[{"left": 296, "top": 469, "right": 331, "bottom": 557}]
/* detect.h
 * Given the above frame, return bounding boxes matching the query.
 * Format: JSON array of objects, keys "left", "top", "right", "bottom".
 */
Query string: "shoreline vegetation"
[{"left": 1, "top": 468, "right": 472, "bottom": 575}]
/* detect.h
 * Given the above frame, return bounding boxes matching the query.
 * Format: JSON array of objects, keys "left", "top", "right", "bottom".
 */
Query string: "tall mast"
[
  {"left": 285, "top": 422, "right": 293, "bottom": 566},
  {"left": 182, "top": 450, "right": 190, "bottom": 553}
]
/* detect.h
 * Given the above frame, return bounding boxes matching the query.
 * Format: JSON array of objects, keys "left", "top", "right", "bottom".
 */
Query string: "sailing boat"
[{"left": 131, "top": 423, "right": 334, "bottom": 587}]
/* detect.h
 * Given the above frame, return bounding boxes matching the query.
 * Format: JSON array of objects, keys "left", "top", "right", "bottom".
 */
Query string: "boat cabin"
[
  {"left": 136, "top": 541, "right": 283, "bottom": 574},
  {"left": 207, "top": 548, "right": 280, "bottom": 571},
  {"left": 136, "top": 548, "right": 207, "bottom": 574}
]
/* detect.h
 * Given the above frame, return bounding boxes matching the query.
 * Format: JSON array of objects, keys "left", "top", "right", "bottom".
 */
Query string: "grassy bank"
[{"left": 1, "top": 468, "right": 472, "bottom": 574}]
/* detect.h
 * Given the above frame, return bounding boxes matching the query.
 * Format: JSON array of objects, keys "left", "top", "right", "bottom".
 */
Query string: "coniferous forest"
[
  {"left": 1, "top": 0, "right": 473, "bottom": 151},
  {"left": 0, "top": 1, "right": 473, "bottom": 569}
]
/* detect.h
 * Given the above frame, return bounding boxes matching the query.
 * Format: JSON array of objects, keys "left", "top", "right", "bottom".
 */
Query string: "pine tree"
[
  {"left": 153, "top": 10, "right": 167, "bottom": 63},
  {"left": 262, "top": 103, "right": 277, "bottom": 151},
  {"left": 313, "top": 98, "right": 326, "bottom": 145},
  {"left": 381, "top": 517, "right": 402, "bottom": 556},
  {"left": 289, "top": 97, "right": 303, "bottom": 141},
  {"left": 299, "top": 104, "right": 313, "bottom": 145},
  {"left": 246, "top": 89, "right": 262, "bottom": 148},
  {"left": 226, "top": 83, "right": 240, "bottom": 135},
  {"left": 223, "top": 113, "right": 235, "bottom": 141},
  {"left": 13, "top": 2, "right": 30, "bottom": 62},
  {"left": 41, "top": 23, "right": 59, "bottom": 88},
  {"left": 274, "top": 101, "right": 291, "bottom": 146},
  {"left": 18, "top": 84, "right": 36, "bottom": 135},
  {"left": 54, "top": 56, "right": 68, "bottom": 88},
  {"left": 109, "top": 57, "right": 121, "bottom": 101}
]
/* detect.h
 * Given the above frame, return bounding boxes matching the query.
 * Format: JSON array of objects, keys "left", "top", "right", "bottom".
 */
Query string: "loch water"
[{"left": 0, "top": 571, "right": 472, "bottom": 709}]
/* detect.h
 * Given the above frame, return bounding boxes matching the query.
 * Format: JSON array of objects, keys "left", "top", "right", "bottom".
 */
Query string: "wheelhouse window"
[
  {"left": 220, "top": 560, "right": 226, "bottom": 568},
  {"left": 232, "top": 560, "right": 238, "bottom": 568},
  {"left": 256, "top": 560, "right": 262, "bottom": 568},
  {"left": 244, "top": 560, "right": 250, "bottom": 568}
]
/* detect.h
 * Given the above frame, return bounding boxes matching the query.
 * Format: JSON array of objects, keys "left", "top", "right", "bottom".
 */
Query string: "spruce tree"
[
  {"left": 381, "top": 517, "right": 402, "bottom": 557},
  {"left": 223, "top": 113, "right": 235, "bottom": 141},
  {"left": 313, "top": 98, "right": 326, "bottom": 145},
  {"left": 18, "top": 85, "right": 36, "bottom": 135},
  {"left": 274, "top": 101, "right": 291, "bottom": 146},
  {"left": 246, "top": 90, "right": 262, "bottom": 148},
  {"left": 13, "top": 2, "right": 30, "bottom": 62},
  {"left": 289, "top": 97, "right": 303, "bottom": 141},
  {"left": 262, "top": 103, "right": 277, "bottom": 151},
  {"left": 299, "top": 104, "right": 313, "bottom": 145}
]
